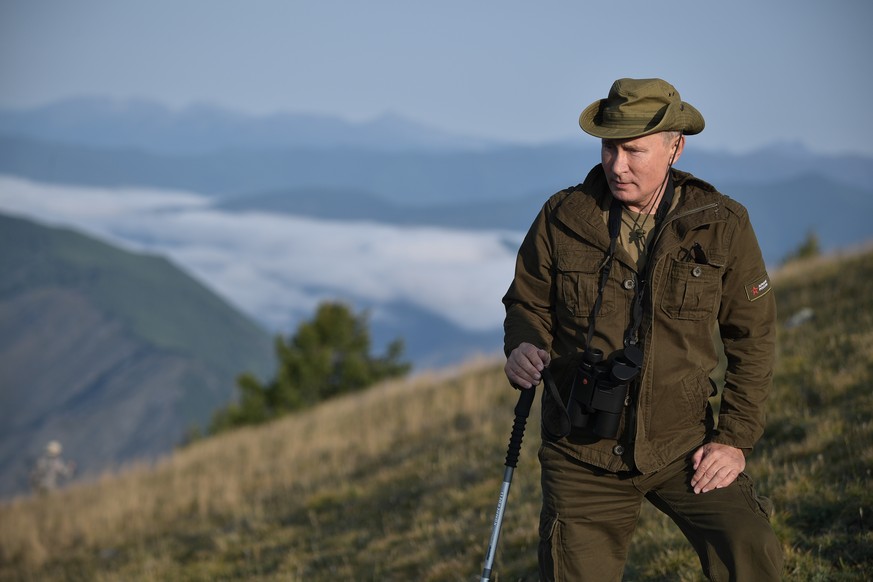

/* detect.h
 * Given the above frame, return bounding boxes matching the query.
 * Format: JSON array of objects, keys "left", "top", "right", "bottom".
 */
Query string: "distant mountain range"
[
  {"left": 1, "top": 97, "right": 871, "bottom": 201},
  {"left": 2, "top": 133, "right": 871, "bottom": 265},
  {"left": 0, "top": 213, "right": 275, "bottom": 497},
  {"left": 0, "top": 97, "right": 500, "bottom": 154},
  {"left": 2, "top": 132, "right": 872, "bottom": 208},
  {"left": 215, "top": 172, "right": 873, "bottom": 265}
]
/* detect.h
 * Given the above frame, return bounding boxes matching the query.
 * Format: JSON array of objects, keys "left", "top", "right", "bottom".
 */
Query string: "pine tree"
[{"left": 209, "top": 302, "right": 411, "bottom": 433}]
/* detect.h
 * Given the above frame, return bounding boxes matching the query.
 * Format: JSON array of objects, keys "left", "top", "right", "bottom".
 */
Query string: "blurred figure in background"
[{"left": 30, "top": 440, "right": 75, "bottom": 494}]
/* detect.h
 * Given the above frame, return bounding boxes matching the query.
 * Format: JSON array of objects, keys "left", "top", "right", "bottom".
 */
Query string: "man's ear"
[{"left": 672, "top": 135, "right": 686, "bottom": 164}]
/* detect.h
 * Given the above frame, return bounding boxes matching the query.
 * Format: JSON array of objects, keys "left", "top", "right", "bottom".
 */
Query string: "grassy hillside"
[
  {"left": 0, "top": 213, "right": 275, "bottom": 496},
  {"left": 0, "top": 213, "right": 272, "bottom": 376},
  {"left": 1, "top": 247, "right": 871, "bottom": 581}
]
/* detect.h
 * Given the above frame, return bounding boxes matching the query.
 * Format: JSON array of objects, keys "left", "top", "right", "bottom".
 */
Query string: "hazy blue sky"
[{"left": 1, "top": 0, "right": 871, "bottom": 155}]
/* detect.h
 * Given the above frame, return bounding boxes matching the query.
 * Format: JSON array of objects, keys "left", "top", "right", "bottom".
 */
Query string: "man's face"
[{"left": 601, "top": 132, "right": 683, "bottom": 213}]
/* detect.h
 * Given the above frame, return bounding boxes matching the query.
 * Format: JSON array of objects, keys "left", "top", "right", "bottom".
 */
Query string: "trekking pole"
[{"left": 479, "top": 383, "right": 537, "bottom": 582}]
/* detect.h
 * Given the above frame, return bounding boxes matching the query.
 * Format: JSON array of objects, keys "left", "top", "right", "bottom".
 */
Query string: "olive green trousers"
[{"left": 538, "top": 444, "right": 783, "bottom": 581}]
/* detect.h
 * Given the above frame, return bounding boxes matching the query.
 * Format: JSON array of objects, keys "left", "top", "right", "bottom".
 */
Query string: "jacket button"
[
  {"left": 623, "top": 278, "right": 635, "bottom": 290},
  {"left": 612, "top": 445, "right": 625, "bottom": 455},
  {"left": 692, "top": 266, "right": 703, "bottom": 277}
]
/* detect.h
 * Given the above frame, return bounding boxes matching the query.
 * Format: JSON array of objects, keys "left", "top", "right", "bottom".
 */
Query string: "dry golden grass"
[
  {"left": 1, "top": 356, "right": 525, "bottom": 580},
  {"left": 772, "top": 240, "right": 873, "bottom": 284},
  {"left": 2, "top": 248, "right": 872, "bottom": 581}
]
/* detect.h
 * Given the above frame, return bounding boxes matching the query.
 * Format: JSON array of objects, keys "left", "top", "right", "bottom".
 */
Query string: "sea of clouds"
[{"left": 0, "top": 175, "right": 523, "bottom": 335}]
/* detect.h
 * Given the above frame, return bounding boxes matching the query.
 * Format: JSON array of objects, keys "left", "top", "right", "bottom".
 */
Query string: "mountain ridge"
[
  {"left": 1, "top": 96, "right": 871, "bottom": 201},
  {"left": 0, "top": 213, "right": 276, "bottom": 497},
  {"left": 0, "top": 97, "right": 501, "bottom": 155},
  {"left": 1, "top": 132, "right": 870, "bottom": 208}
]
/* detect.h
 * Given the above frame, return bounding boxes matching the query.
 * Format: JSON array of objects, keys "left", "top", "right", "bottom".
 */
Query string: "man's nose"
[{"left": 606, "top": 150, "right": 628, "bottom": 174}]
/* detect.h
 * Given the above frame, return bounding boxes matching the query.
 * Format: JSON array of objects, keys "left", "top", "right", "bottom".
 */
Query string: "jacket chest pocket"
[
  {"left": 556, "top": 249, "right": 614, "bottom": 318},
  {"left": 660, "top": 258, "right": 722, "bottom": 320}
]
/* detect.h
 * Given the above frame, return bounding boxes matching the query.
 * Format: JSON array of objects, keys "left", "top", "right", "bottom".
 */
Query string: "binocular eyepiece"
[{"left": 568, "top": 345, "right": 643, "bottom": 439}]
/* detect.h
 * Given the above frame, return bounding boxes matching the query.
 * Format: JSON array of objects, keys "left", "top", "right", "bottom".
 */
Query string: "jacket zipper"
[{"left": 649, "top": 202, "right": 719, "bottom": 264}]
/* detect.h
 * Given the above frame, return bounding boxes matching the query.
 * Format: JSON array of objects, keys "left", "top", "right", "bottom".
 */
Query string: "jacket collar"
[
  {"left": 552, "top": 166, "right": 613, "bottom": 250},
  {"left": 667, "top": 171, "right": 726, "bottom": 238},
  {"left": 552, "top": 166, "right": 728, "bottom": 265}
]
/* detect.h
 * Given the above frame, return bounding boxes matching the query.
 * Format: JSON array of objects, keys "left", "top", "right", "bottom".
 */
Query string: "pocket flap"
[{"left": 556, "top": 249, "right": 604, "bottom": 273}]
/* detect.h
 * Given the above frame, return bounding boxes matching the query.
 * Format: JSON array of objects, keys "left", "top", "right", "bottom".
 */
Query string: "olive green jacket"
[{"left": 503, "top": 165, "right": 776, "bottom": 474}]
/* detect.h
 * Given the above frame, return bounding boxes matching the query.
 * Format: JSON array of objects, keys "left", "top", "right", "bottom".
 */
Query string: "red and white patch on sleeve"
[{"left": 744, "top": 274, "right": 772, "bottom": 302}]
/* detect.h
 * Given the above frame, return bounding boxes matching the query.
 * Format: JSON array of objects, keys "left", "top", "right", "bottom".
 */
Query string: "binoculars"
[{"left": 567, "top": 345, "right": 643, "bottom": 439}]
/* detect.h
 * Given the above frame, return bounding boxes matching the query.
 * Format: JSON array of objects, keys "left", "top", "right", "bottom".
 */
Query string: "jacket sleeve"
[
  {"left": 502, "top": 199, "right": 557, "bottom": 356},
  {"left": 713, "top": 204, "right": 776, "bottom": 451}
]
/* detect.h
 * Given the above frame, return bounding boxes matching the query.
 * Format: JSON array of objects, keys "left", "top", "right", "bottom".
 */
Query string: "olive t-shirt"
[{"left": 605, "top": 188, "right": 682, "bottom": 273}]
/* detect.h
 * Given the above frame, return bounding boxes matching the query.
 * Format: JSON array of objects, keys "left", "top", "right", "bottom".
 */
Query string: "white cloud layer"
[{"left": 0, "top": 175, "right": 522, "bottom": 333}]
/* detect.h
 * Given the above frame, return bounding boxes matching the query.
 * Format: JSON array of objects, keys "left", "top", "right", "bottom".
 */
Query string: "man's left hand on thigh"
[{"left": 690, "top": 443, "right": 745, "bottom": 494}]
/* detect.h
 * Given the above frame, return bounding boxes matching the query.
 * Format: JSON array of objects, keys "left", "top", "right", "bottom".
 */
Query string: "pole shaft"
[{"left": 480, "top": 467, "right": 514, "bottom": 581}]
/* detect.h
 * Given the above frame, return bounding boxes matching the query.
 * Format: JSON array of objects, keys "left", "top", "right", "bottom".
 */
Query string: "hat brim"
[{"left": 579, "top": 99, "right": 705, "bottom": 139}]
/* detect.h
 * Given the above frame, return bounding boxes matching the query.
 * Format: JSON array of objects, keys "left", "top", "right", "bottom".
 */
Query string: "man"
[
  {"left": 30, "top": 440, "right": 75, "bottom": 494},
  {"left": 502, "top": 78, "right": 782, "bottom": 580}
]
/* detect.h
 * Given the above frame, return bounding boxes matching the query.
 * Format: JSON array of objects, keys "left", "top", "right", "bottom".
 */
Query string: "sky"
[{"left": 1, "top": 0, "right": 871, "bottom": 156}]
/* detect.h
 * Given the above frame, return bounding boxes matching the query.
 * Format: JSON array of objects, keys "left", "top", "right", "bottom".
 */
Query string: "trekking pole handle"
[
  {"left": 480, "top": 385, "right": 537, "bottom": 582},
  {"left": 505, "top": 386, "right": 535, "bottom": 468}
]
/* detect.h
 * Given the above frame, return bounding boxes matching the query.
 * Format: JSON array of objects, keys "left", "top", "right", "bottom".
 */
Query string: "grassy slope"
[
  {"left": 0, "top": 213, "right": 275, "bottom": 419},
  {"left": 1, "top": 249, "right": 871, "bottom": 581},
  {"left": 0, "top": 213, "right": 276, "bottom": 496},
  {"left": 0, "top": 213, "right": 273, "bottom": 380}
]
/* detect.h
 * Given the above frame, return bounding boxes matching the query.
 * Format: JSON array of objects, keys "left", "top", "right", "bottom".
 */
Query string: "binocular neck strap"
[
  {"left": 585, "top": 200, "right": 621, "bottom": 349},
  {"left": 587, "top": 173, "right": 676, "bottom": 350}
]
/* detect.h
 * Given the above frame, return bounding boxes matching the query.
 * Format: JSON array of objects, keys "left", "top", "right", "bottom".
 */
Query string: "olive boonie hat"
[{"left": 579, "top": 78, "right": 705, "bottom": 139}]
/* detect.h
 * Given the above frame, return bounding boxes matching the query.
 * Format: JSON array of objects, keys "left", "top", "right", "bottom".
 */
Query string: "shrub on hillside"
[
  {"left": 209, "top": 302, "right": 410, "bottom": 433},
  {"left": 782, "top": 230, "right": 821, "bottom": 265}
]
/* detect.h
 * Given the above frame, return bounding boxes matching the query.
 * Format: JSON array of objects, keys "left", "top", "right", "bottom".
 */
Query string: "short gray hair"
[{"left": 661, "top": 130, "right": 681, "bottom": 145}]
